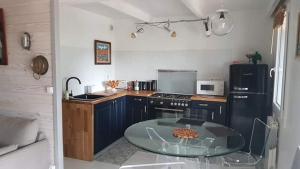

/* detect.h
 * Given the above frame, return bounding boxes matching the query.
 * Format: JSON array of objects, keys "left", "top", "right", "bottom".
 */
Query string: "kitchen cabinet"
[
  {"left": 126, "top": 96, "right": 149, "bottom": 127},
  {"left": 191, "top": 101, "right": 227, "bottom": 125},
  {"left": 94, "top": 96, "right": 126, "bottom": 154}
]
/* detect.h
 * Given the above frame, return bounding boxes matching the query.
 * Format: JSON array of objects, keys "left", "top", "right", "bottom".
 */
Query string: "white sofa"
[{"left": 0, "top": 115, "right": 50, "bottom": 169}]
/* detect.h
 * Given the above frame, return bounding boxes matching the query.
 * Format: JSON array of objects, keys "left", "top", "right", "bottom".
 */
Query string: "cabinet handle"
[
  {"left": 219, "top": 106, "right": 222, "bottom": 115},
  {"left": 198, "top": 104, "right": 208, "bottom": 107},
  {"left": 134, "top": 98, "right": 142, "bottom": 102},
  {"left": 211, "top": 112, "right": 215, "bottom": 120},
  {"left": 144, "top": 106, "right": 147, "bottom": 113}
]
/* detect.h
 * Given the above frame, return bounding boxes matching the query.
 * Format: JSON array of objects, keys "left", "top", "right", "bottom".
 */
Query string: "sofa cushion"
[
  {"left": 0, "top": 115, "right": 38, "bottom": 147},
  {"left": 0, "top": 144, "right": 18, "bottom": 156}
]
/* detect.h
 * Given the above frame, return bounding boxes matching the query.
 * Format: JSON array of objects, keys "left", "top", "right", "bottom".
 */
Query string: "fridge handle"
[
  {"left": 233, "top": 96, "right": 248, "bottom": 99},
  {"left": 270, "top": 67, "right": 275, "bottom": 78}
]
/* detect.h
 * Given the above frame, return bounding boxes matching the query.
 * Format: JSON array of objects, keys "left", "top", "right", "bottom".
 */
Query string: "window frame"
[{"left": 272, "top": 11, "right": 289, "bottom": 115}]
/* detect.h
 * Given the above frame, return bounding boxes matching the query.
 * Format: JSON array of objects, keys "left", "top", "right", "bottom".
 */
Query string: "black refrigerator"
[{"left": 229, "top": 64, "right": 268, "bottom": 152}]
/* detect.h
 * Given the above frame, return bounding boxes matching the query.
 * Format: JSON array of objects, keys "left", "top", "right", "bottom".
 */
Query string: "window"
[{"left": 272, "top": 12, "right": 288, "bottom": 113}]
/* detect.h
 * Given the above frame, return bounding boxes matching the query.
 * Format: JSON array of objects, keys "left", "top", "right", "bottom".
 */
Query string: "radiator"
[{"left": 265, "top": 116, "right": 279, "bottom": 169}]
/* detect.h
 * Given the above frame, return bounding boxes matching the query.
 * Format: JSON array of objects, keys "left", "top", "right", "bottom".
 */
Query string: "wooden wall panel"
[{"left": 0, "top": 0, "right": 54, "bottom": 163}]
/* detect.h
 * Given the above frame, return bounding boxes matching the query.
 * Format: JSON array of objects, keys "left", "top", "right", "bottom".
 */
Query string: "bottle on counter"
[{"left": 134, "top": 81, "right": 139, "bottom": 91}]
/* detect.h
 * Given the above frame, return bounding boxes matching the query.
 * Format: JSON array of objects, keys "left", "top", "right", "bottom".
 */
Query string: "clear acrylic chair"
[
  {"left": 220, "top": 118, "right": 271, "bottom": 168},
  {"left": 119, "top": 161, "right": 185, "bottom": 169}
]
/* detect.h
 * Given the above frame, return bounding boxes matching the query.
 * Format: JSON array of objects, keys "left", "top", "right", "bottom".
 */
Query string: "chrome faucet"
[{"left": 66, "top": 77, "right": 81, "bottom": 96}]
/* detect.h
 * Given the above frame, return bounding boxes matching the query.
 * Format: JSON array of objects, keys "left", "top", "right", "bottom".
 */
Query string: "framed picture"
[
  {"left": 0, "top": 9, "right": 8, "bottom": 65},
  {"left": 94, "top": 40, "right": 111, "bottom": 65},
  {"left": 297, "top": 13, "right": 300, "bottom": 57}
]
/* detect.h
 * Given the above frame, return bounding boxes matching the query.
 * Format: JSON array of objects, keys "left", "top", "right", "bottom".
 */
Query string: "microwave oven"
[{"left": 197, "top": 80, "right": 225, "bottom": 96}]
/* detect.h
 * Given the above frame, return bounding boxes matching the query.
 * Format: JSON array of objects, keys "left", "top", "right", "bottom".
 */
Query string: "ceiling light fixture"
[
  {"left": 163, "top": 21, "right": 177, "bottom": 38},
  {"left": 203, "top": 18, "right": 211, "bottom": 37},
  {"left": 211, "top": 9, "right": 234, "bottom": 36},
  {"left": 130, "top": 2, "right": 234, "bottom": 38},
  {"left": 130, "top": 27, "right": 144, "bottom": 39}
]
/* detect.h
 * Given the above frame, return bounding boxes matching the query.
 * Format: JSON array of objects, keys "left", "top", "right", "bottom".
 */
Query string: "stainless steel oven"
[{"left": 148, "top": 93, "right": 192, "bottom": 119}]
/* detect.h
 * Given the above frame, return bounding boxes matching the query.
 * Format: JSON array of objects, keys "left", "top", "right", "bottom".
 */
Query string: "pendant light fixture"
[
  {"left": 211, "top": 0, "right": 234, "bottom": 36},
  {"left": 211, "top": 9, "right": 234, "bottom": 36}
]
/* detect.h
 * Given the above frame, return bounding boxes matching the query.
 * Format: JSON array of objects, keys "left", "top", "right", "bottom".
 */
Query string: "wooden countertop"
[
  {"left": 63, "top": 90, "right": 227, "bottom": 104},
  {"left": 191, "top": 95, "right": 227, "bottom": 103}
]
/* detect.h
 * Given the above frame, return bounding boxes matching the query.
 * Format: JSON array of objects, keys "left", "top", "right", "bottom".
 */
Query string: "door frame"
[{"left": 51, "top": 0, "right": 64, "bottom": 169}]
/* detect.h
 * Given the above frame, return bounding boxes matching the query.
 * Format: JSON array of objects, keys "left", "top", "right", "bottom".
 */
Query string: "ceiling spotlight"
[
  {"left": 203, "top": 19, "right": 211, "bottom": 37},
  {"left": 130, "top": 27, "right": 144, "bottom": 39},
  {"left": 211, "top": 9, "right": 234, "bottom": 36},
  {"left": 163, "top": 23, "right": 176, "bottom": 38},
  {"left": 170, "top": 31, "right": 177, "bottom": 38}
]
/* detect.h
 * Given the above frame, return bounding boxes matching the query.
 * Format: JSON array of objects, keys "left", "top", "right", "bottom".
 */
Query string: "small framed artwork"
[
  {"left": 297, "top": 13, "right": 300, "bottom": 57},
  {"left": 94, "top": 40, "right": 111, "bottom": 65}
]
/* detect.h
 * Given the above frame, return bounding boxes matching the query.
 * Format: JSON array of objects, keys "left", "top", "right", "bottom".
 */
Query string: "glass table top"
[{"left": 124, "top": 118, "right": 245, "bottom": 158}]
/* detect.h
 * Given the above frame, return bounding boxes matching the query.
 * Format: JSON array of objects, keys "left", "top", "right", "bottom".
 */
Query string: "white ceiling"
[
  {"left": 123, "top": 0, "right": 195, "bottom": 17},
  {"left": 63, "top": 0, "right": 272, "bottom": 20}
]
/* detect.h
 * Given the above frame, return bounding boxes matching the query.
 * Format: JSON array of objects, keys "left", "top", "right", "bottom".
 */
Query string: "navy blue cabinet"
[
  {"left": 126, "top": 96, "right": 148, "bottom": 127},
  {"left": 191, "top": 101, "right": 227, "bottom": 125},
  {"left": 94, "top": 96, "right": 126, "bottom": 154},
  {"left": 94, "top": 100, "right": 112, "bottom": 154}
]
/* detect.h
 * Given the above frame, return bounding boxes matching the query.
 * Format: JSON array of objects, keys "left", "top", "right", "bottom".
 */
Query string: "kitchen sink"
[{"left": 71, "top": 94, "right": 105, "bottom": 100}]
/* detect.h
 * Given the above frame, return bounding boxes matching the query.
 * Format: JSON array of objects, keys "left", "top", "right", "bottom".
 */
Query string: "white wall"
[
  {"left": 277, "top": 0, "right": 300, "bottom": 168},
  {"left": 114, "top": 10, "right": 273, "bottom": 84},
  {"left": 0, "top": 0, "right": 54, "bottom": 163},
  {"left": 60, "top": 4, "right": 115, "bottom": 95}
]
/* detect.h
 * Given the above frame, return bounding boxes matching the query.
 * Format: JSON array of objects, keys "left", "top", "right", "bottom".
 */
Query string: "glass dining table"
[{"left": 124, "top": 118, "right": 245, "bottom": 158}]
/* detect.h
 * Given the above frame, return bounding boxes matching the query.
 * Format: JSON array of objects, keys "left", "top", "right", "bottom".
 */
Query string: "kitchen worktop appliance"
[
  {"left": 148, "top": 69, "right": 197, "bottom": 119},
  {"left": 148, "top": 93, "right": 193, "bottom": 119},
  {"left": 229, "top": 64, "right": 268, "bottom": 152}
]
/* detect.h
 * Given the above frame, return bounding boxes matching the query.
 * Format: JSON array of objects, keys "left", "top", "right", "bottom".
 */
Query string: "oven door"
[{"left": 149, "top": 106, "right": 190, "bottom": 119}]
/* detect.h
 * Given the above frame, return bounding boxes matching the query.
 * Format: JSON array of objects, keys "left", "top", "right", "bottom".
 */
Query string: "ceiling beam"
[
  {"left": 62, "top": 0, "right": 152, "bottom": 22},
  {"left": 96, "top": 0, "right": 152, "bottom": 22},
  {"left": 180, "top": 0, "right": 203, "bottom": 18}
]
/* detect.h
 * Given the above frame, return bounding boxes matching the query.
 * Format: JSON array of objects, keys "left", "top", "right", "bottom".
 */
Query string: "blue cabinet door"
[
  {"left": 191, "top": 101, "right": 227, "bottom": 125},
  {"left": 94, "top": 101, "right": 113, "bottom": 154},
  {"left": 126, "top": 96, "right": 148, "bottom": 127}
]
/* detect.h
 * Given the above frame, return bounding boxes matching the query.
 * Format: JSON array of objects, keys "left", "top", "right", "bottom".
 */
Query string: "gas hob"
[{"left": 149, "top": 93, "right": 192, "bottom": 108}]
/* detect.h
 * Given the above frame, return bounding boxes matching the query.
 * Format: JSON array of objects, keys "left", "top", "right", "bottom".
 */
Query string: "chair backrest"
[
  {"left": 249, "top": 118, "right": 271, "bottom": 157},
  {"left": 291, "top": 146, "right": 300, "bottom": 169}
]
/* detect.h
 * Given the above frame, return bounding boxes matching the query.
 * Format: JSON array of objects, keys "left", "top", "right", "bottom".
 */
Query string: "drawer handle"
[
  {"left": 154, "top": 107, "right": 184, "bottom": 112},
  {"left": 134, "top": 98, "right": 142, "bottom": 102},
  {"left": 198, "top": 104, "right": 208, "bottom": 107}
]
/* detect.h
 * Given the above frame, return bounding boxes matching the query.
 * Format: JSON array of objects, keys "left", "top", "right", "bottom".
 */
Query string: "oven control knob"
[
  {"left": 150, "top": 101, "right": 154, "bottom": 104},
  {"left": 185, "top": 104, "right": 189, "bottom": 107},
  {"left": 174, "top": 103, "right": 177, "bottom": 106},
  {"left": 170, "top": 102, "right": 174, "bottom": 106},
  {"left": 181, "top": 103, "right": 185, "bottom": 106},
  {"left": 160, "top": 101, "right": 164, "bottom": 105}
]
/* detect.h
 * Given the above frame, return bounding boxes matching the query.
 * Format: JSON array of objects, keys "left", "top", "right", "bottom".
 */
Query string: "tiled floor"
[
  {"left": 64, "top": 137, "right": 257, "bottom": 169},
  {"left": 64, "top": 157, "right": 119, "bottom": 169}
]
